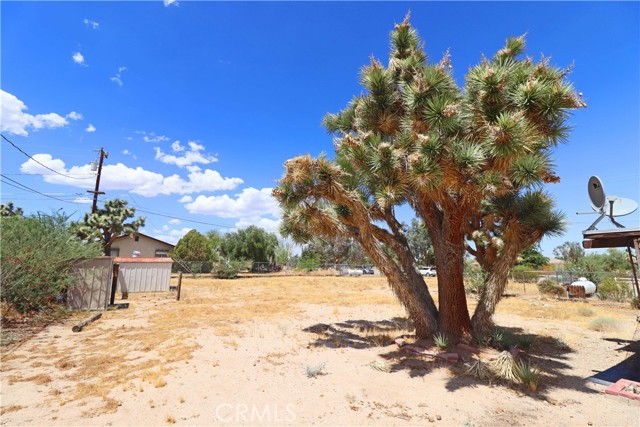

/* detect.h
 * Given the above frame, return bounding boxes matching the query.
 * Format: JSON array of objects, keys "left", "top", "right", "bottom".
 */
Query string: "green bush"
[
  {"left": 464, "top": 262, "right": 486, "bottom": 295},
  {"left": 1, "top": 213, "right": 102, "bottom": 313},
  {"left": 511, "top": 265, "right": 540, "bottom": 283},
  {"left": 214, "top": 259, "right": 250, "bottom": 279},
  {"left": 597, "top": 277, "right": 631, "bottom": 302},
  {"left": 537, "top": 279, "right": 565, "bottom": 297}
]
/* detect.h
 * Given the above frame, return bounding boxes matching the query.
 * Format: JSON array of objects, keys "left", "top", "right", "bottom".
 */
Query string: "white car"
[{"left": 419, "top": 267, "right": 437, "bottom": 277}]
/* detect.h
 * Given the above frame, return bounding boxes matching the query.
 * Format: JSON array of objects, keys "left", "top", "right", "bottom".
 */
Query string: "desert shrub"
[
  {"left": 514, "top": 360, "right": 540, "bottom": 392},
  {"left": 297, "top": 254, "right": 321, "bottom": 272},
  {"left": 511, "top": 265, "right": 540, "bottom": 284},
  {"left": 576, "top": 307, "right": 595, "bottom": 317},
  {"left": 597, "top": 277, "right": 631, "bottom": 302},
  {"left": 1, "top": 213, "right": 101, "bottom": 313},
  {"left": 305, "top": 362, "right": 327, "bottom": 378},
  {"left": 515, "top": 334, "right": 536, "bottom": 350},
  {"left": 588, "top": 317, "right": 618, "bottom": 332},
  {"left": 464, "top": 262, "right": 486, "bottom": 295},
  {"left": 491, "top": 328, "right": 514, "bottom": 349},
  {"left": 537, "top": 279, "right": 565, "bottom": 297},
  {"left": 215, "top": 259, "right": 249, "bottom": 279},
  {"left": 631, "top": 297, "right": 640, "bottom": 310}
]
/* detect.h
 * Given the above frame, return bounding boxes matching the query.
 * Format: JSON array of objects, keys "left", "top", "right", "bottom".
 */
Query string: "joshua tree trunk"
[
  {"left": 355, "top": 231, "right": 439, "bottom": 339},
  {"left": 426, "top": 208, "right": 472, "bottom": 340},
  {"left": 471, "top": 245, "right": 520, "bottom": 333}
]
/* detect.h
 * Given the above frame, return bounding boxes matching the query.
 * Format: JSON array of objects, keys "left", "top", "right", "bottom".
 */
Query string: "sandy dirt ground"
[{"left": 1, "top": 275, "right": 639, "bottom": 426}]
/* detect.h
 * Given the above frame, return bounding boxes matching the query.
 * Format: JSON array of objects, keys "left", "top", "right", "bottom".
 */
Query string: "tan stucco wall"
[{"left": 110, "top": 236, "right": 173, "bottom": 258}]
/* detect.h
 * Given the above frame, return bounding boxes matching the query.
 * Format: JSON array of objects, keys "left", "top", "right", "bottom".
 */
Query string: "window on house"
[
  {"left": 134, "top": 236, "right": 139, "bottom": 242},
  {"left": 155, "top": 250, "right": 170, "bottom": 258},
  {"left": 110, "top": 248, "right": 120, "bottom": 257}
]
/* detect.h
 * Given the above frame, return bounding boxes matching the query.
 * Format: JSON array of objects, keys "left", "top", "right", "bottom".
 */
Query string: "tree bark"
[
  {"left": 471, "top": 240, "right": 530, "bottom": 333},
  {"left": 424, "top": 206, "right": 472, "bottom": 340},
  {"left": 352, "top": 228, "right": 439, "bottom": 339}
]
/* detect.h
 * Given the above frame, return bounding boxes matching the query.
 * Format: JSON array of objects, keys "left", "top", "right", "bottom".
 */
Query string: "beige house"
[{"left": 109, "top": 233, "right": 174, "bottom": 258}]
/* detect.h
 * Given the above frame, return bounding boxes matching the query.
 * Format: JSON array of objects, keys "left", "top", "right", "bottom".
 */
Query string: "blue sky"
[{"left": 1, "top": 1, "right": 638, "bottom": 256}]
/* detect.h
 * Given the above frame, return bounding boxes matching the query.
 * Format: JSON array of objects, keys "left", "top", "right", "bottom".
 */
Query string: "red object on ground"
[
  {"left": 435, "top": 353, "right": 460, "bottom": 362},
  {"left": 605, "top": 379, "right": 640, "bottom": 402},
  {"left": 456, "top": 343, "right": 480, "bottom": 354}
]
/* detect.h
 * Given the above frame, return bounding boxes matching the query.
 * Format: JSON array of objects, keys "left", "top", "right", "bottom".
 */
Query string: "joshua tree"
[
  {"left": 274, "top": 14, "right": 584, "bottom": 339},
  {"left": 0, "top": 202, "right": 24, "bottom": 217},
  {"left": 73, "top": 198, "right": 145, "bottom": 255}
]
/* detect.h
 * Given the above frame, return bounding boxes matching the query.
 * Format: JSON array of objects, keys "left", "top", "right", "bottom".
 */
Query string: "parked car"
[
  {"left": 361, "top": 266, "right": 375, "bottom": 274},
  {"left": 419, "top": 267, "right": 436, "bottom": 277}
]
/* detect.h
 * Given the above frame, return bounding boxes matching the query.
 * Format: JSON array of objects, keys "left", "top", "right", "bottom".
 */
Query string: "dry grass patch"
[
  {"left": 588, "top": 317, "right": 618, "bottom": 332},
  {"left": 0, "top": 405, "right": 26, "bottom": 415}
]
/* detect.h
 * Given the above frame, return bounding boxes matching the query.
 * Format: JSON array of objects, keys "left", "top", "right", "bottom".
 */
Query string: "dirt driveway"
[{"left": 1, "top": 276, "right": 639, "bottom": 426}]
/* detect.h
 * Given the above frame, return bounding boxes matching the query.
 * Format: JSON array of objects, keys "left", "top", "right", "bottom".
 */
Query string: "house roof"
[
  {"left": 112, "top": 232, "right": 175, "bottom": 248},
  {"left": 582, "top": 227, "right": 640, "bottom": 249}
]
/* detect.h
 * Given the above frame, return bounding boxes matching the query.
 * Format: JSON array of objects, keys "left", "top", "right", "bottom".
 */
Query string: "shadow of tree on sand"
[{"left": 303, "top": 319, "right": 600, "bottom": 400}]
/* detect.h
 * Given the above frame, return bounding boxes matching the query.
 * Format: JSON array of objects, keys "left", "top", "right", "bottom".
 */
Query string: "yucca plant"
[
  {"left": 433, "top": 332, "right": 449, "bottom": 350},
  {"left": 514, "top": 360, "right": 541, "bottom": 392},
  {"left": 465, "top": 358, "right": 492, "bottom": 380},
  {"left": 491, "top": 351, "right": 518, "bottom": 382}
]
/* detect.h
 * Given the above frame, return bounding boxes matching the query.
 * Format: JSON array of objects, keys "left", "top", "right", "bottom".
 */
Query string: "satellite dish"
[
  {"left": 588, "top": 176, "right": 606, "bottom": 212},
  {"left": 584, "top": 175, "right": 638, "bottom": 230},
  {"left": 605, "top": 195, "right": 638, "bottom": 217}
]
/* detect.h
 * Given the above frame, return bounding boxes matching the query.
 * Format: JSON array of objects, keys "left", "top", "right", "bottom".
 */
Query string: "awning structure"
[
  {"left": 582, "top": 227, "right": 640, "bottom": 249},
  {"left": 582, "top": 227, "right": 640, "bottom": 298}
]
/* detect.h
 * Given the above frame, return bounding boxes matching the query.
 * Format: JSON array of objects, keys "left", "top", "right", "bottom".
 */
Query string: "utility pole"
[{"left": 87, "top": 147, "right": 108, "bottom": 214}]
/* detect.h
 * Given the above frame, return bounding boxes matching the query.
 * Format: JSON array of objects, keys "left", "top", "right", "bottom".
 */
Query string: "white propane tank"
[{"left": 570, "top": 277, "right": 597, "bottom": 295}]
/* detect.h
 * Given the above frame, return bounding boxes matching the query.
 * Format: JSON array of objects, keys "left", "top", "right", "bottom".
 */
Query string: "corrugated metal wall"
[
  {"left": 68, "top": 257, "right": 113, "bottom": 310},
  {"left": 116, "top": 259, "right": 172, "bottom": 293}
]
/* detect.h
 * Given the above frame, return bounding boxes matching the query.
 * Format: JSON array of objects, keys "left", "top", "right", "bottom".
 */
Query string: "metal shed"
[
  {"left": 67, "top": 257, "right": 113, "bottom": 310},
  {"left": 114, "top": 257, "right": 173, "bottom": 293}
]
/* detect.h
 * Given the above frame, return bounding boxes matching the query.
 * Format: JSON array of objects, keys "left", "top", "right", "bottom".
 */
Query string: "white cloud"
[
  {"left": 164, "top": 0, "right": 179, "bottom": 7},
  {"left": 86, "top": 124, "right": 96, "bottom": 133},
  {"left": 73, "top": 196, "right": 93, "bottom": 204},
  {"left": 168, "top": 219, "right": 181, "bottom": 225},
  {"left": 83, "top": 18, "right": 99, "bottom": 29},
  {"left": 178, "top": 195, "right": 193, "bottom": 203},
  {"left": 72, "top": 52, "right": 86, "bottom": 66},
  {"left": 19, "top": 154, "right": 243, "bottom": 197},
  {"left": 66, "top": 111, "right": 83, "bottom": 120},
  {"left": 111, "top": 66, "right": 127, "bottom": 86},
  {"left": 155, "top": 141, "right": 217, "bottom": 168},
  {"left": 122, "top": 149, "right": 138, "bottom": 160},
  {"left": 144, "top": 134, "right": 169, "bottom": 143},
  {"left": 149, "top": 227, "right": 192, "bottom": 245},
  {"left": 184, "top": 187, "right": 279, "bottom": 218},
  {"left": 171, "top": 141, "right": 185, "bottom": 152},
  {"left": 234, "top": 217, "right": 281, "bottom": 234},
  {"left": 0, "top": 90, "right": 80, "bottom": 136}
]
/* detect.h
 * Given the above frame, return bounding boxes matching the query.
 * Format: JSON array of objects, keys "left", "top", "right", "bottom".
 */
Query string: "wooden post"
[
  {"left": 627, "top": 246, "right": 640, "bottom": 298},
  {"left": 110, "top": 263, "right": 120, "bottom": 306},
  {"left": 176, "top": 271, "right": 183, "bottom": 301},
  {"left": 72, "top": 313, "right": 102, "bottom": 332}
]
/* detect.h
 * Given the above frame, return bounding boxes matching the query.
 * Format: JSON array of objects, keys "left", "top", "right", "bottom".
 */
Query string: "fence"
[{"left": 250, "top": 262, "right": 379, "bottom": 276}]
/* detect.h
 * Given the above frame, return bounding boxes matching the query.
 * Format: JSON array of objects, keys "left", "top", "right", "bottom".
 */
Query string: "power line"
[
  {"left": 1, "top": 172, "right": 95, "bottom": 177},
  {"left": 134, "top": 208, "right": 235, "bottom": 228},
  {"left": 1, "top": 134, "right": 93, "bottom": 180},
  {"left": 0, "top": 171, "right": 236, "bottom": 228},
  {"left": 0, "top": 175, "right": 84, "bottom": 205}
]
